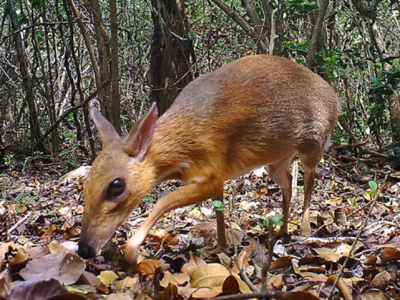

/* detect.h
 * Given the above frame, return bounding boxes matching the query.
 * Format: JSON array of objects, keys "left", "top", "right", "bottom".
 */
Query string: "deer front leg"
[{"left": 125, "top": 178, "right": 223, "bottom": 267}]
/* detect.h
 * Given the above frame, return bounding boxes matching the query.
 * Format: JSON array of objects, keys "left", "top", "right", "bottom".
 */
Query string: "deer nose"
[{"left": 78, "top": 241, "right": 96, "bottom": 259}]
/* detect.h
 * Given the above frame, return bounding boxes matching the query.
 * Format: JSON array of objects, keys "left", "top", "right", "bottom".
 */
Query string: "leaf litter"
[{"left": 0, "top": 155, "right": 399, "bottom": 299}]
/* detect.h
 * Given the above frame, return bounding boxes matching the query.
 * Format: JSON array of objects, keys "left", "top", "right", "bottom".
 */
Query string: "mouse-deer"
[{"left": 78, "top": 55, "right": 342, "bottom": 265}]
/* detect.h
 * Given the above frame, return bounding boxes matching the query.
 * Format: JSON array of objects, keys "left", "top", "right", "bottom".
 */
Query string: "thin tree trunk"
[
  {"left": 110, "top": 0, "right": 121, "bottom": 133},
  {"left": 306, "top": 0, "right": 329, "bottom": 69},
  {"left": 7, "top": 0, "right": 46, "bottom": 154}
]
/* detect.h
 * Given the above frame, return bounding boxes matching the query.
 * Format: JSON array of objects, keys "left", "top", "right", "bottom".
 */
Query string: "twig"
[
  {"left": 327, "top": 175, "right": 387, "bottom": 299},
  {"left": 7, "top": 211, "right": 32, "bottom": 234},
  {"left": 229, "top": 196, "right": 259, "bottom": 293},
  {"left": 261, "top": 217, "right": 274, "bottom": 291},
  {"left": 206, "top": 291, "right": 284, "bottom": 300}
]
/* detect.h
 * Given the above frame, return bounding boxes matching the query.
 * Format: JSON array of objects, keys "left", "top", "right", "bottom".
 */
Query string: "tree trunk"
[
  {"left": 7, "top": 0, "right": 46, "bottom": 154},
  {"left": 110, "top": 0, "right": 121, "bottom": 132},
  {"left": 150, "top": 0, "right": 195, "bottom": 115}
]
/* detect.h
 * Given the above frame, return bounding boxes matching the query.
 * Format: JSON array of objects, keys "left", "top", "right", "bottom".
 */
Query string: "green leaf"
[
  {"left": 144, "top": 196, "right": 155, "bottom": 203},
  {"left": 23, "top": 195, "right": 39, "bottom": 206},
  {"left": 212, "top": 200, "right": 224, "bottom": 211},
  {"left": 14, "top": 193, "right": 27, "bottom": 204},
  {"left": 369, "top": 181, "right": 378, "bottom": 192}
]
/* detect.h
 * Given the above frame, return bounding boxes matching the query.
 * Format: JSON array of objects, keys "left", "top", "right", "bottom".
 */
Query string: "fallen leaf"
[
  {"left": 380, "top": 247, "right": 400, "bottom": 262},
  {"left": 104, "top": 293, "right": 134, "bottom": 300},
  {"left": 98, "top": 270, "right": 119, "bottom": 287},
  {"left": 191, "top": 263, "right": 229, "bottom": 288},
  {"left": 181, "top": 252, "right": 206, "bottom": 277},
  {"left": 282, "top": 290, "right": 321, "bottom": 300},
  {"left": 138, "top": 259, "right": 162, "bottom": 276},
  {"left": 47, "top": 241, "right": 69, "bottom": 254},
  {"left": 160, "top": 271, "right": 190, "bottom": 288},
  {"left": 362, "top": 289, "right": 389, "bottom": 300},
  {"left": 115, "top": 277, "right": 138, "bottom": 291},
  {"left": 10, "top": 278, "right": 68, "bottom": 300},
  {"left": 20, "top": 252, "right": 85, "bottom": 285},
  {"left": 222, "top": 275, "right": 239, "bottom": 295},
  {"left": 370, "top": 271, "right": 391, "bottom": 289}
]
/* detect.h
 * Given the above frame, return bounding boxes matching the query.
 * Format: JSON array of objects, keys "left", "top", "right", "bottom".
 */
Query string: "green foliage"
[
  {"left": 263, "top": 214, "right": 284, "bottom": 228},
  {"left": 212, "top": 200, "right": 224, "bottom": 212}
]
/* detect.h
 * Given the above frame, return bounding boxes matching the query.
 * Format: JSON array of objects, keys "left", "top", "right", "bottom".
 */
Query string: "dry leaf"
[
  {"left": 181, "top": 251, "right": 206, "bottom": 277},
  {"left": 222, "top": 275, "right": 239, "bottom": 295},
  {"left": 160, "top": 271, "right": 190, "bottom": 288},
  {"left": 47, "top": 241, "right": 69, "bottom": 254},
  {"left": 138, "top": 259, "right": 162, "bottom": 276},
  {"left": 115, "top": 277, "right": 138, "bottom": 291},
  {"left": 98, "top": 270, "right": 119, "bottom": 287},
  {"left": 282, "top": 290, "right": 321, "bottom": 300},
  {"left": 104, "top": 293, "right": 134, "bottom": 300},
  {"left": 362, "top": 289, "right": 389, "bottom": 300},
  {"left": 191, "top": 263, "right": 229, "bottom": 288},
  {"left": 370, "top": 271, "right": 391, "bottom": 289},
  {"left": 20, "top": 252, "right": 85, "bottom": 285}
]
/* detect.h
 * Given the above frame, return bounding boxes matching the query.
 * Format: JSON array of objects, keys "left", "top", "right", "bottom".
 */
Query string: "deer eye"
[{"left": 108, "top": 178, "right": 125, "bottom": 199}]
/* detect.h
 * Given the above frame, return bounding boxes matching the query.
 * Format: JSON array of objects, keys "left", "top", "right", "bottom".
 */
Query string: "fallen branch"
[{"left": 8, "top": 211, "right": 32, "bottom": 235}]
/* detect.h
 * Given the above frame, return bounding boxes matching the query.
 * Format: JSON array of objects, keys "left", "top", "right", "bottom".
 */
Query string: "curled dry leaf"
[
  {"left": 160, "top": 271, "right": 190, "bottom": 288},
  {"left": 160, "top": 282, "right": 178, "bottom": 300},
  {"left": 270, "top": 256, "right": 292, "bottom": 272},
  {"left": 181, "top": 251, "right": 206, "bottom": 277},
  {"left": 138, "top": 259, "right": 163, "bottom": 276},
  {"left": 9, "top": 248, "right": 29, "bottom": 267},
  {"left": 78, "top": 271, "right": 102, "bottom": 287},
  {"left": 19, "top": 252, "right": 85, "bottom": 285},
  {"left": 115, "top": 277, "right": 138, "bottom": 292}
]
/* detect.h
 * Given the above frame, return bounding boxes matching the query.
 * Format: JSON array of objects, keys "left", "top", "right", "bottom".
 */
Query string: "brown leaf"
[
  {"left": 19, "top": 252, "right": 85, "bottom": 285},
  {"left": 115, "top": 277, "right": 138, "bottom": 292},
  {"left": 361, "top": 289, "right": 389, "bottom": 300},
  {"left": 78, "top": 271, "right": 102, "bottom": 287},
  {"left": 282, "top": 291, "right": 321, "bottom": 300},
  {"left": 160, "top": 282, "right": 179, "bottom": 300},
  {"left": 9, "top": 248, "right": 29, "bottom": 267},
  {"left": 138, "top": 259, "right": 162, "bottom": 276},
  {"left": 270, "top": 256, "right": 292, "bottom": 272},
  {"left": 181, "top": 251, "right": 206, "bottom": 277},
  {"left": 381, "top": 247, "right": 400, "bottom": 262},
  {"left": 191, "top": 263, "right": 230, "bottom": 288},
  {"left": 10, "top": 278, "right": 68, "bottom": 300},
  {"left": 222, "top": 275, "right": 239, "bottom": 295},
  {"left": 370, "top": 271, "right": 391, "bottom": 289},
  {"left": 160, "top": 271, "right": 190, "bottom": 288},
  {"left": 268, "top": 274, "right": 283, "bottom": 290},
  {"left": 178, "top": 286, "right": 221, "bottom": 299}
]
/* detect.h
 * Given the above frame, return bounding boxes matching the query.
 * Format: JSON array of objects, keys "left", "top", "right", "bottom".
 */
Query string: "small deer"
[{"left": 78, "top": 55, "right": 342, "bottom": 266}]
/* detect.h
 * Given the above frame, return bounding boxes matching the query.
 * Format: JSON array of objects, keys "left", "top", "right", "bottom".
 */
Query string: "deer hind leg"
[
  {"left": 267, "top": 154, "right": 294, "bottom": 233},
  {"left": 298, "top": 146, "right": 324, "bottom": 236}
]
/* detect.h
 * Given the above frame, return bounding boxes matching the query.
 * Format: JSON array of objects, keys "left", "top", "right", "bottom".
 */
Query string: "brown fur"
[{"left": 79, "top": 55, "right": 342, "bottom": 262}]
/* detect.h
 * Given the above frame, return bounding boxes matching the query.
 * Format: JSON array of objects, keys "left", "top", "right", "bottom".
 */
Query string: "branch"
[
  {"left": 32, "top": 89, "right": 99, "bottom": 150},
  {"left": 209, "top": 0, "right": 267, "bottom": 53}
]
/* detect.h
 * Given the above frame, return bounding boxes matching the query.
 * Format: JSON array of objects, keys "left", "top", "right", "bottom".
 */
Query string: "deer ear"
[
  {"left": 124, "top": 103, "right": 158, "bottom": 161},
  {"left": 91, "top": 107, "right": 120, "bottom": 149}
]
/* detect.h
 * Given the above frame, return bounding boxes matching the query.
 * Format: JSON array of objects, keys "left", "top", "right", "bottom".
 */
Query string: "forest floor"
[{"left": 0, "top": 152, "right": 400, "bottom": 300}]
